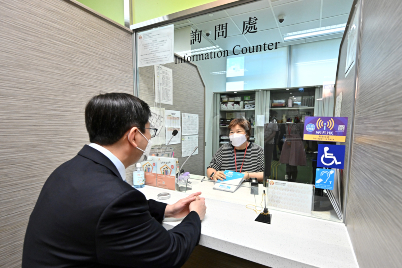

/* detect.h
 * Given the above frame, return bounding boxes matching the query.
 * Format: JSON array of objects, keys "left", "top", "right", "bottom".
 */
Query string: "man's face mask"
[{"left": 129, "top": 129, "right": 152, "bottom": 162}]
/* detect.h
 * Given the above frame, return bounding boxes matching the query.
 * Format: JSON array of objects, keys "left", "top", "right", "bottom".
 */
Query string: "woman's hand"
[
  {"left": 242, "top": 172, "right": 250, "bottom": 181},
  {"left": 212, "top": 171, "right": 226, "bottom": 181}
]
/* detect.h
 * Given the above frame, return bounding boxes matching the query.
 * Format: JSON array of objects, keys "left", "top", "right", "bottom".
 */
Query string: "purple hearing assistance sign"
[{"left": 303, "top": 116, "right": 348, "bottom": 142}]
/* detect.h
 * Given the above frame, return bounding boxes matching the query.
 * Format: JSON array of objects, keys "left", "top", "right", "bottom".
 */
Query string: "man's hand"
[
  {"left": 164, "top": 192, "right": 202, "bottom": 218},
  {"left": 212, "top": 171, "right": 226, "bottom": 181},
  {"left": 189, "top": 196, "right": 206, "bottom": 221}
]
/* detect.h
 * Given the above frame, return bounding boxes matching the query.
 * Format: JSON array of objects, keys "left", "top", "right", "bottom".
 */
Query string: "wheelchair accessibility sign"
[
  {"left": 315, "top": 168, "right": 335, "bottom": 190},
  {"left": 317, "top": 144, "right": 345, "bottom": 169}
]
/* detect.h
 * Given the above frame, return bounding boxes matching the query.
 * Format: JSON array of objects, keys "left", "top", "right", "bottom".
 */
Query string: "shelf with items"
[
  {"left": 220, "top": 109, "right": 255, "bottom": 111},
  {"left": 270, "top": 87, "right": 316, "bottom": 123},
  {"left": 270, "top": 107, "right": 314, "bottom": 110},
  {"left": 220, "top": 92, "right": 255, "bottom": 110}
]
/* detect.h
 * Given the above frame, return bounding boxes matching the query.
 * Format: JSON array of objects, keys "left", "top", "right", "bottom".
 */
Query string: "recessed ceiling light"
[
  {"left": 284, "top": 24, "right": 346, "bottom": 41},
  {"left": 286, "top": 88, "right": 289, "bottom": 90},
  {"left": 234, "top": 92, "right": 237, "bottom": 93},
  {"left": 290, "top": 93, "right": 292, "bottom": 94}
]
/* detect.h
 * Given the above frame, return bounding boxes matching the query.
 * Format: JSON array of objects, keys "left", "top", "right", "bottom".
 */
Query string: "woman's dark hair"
[
  {"left": 228, "top": 118, "right": 251, "bottom": 141},
  {"left": 85, "top": 93, "right": 151, "bottom": 145}
]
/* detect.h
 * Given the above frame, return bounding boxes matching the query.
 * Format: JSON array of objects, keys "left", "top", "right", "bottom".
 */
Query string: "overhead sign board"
[{"left": 303, "top": 117, "right": 348, "bottom": 142}]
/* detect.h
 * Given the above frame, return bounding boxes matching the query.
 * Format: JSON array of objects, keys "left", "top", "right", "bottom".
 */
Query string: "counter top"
[{"left": 138, "top": 179, "right": 358, "bottom": 268}]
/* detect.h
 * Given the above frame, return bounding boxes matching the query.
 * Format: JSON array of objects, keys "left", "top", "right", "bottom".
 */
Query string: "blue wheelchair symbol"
[{"left": 317, "top": 144, "right": 345, "bottom": 169}]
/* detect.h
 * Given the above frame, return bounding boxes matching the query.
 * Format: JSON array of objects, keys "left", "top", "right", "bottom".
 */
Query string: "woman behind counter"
[{"left": 207, "top": 118, "right": 264, "bottom": 182}]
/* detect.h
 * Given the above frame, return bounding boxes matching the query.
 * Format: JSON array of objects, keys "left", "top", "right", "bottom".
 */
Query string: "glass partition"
[{"left": 135, "top": 0, "right": 353, "bottom": 222}]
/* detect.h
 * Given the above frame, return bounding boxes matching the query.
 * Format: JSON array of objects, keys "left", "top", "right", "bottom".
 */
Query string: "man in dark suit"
[{"left": 22, "top": 93, "right": 206, "bottom": 268}]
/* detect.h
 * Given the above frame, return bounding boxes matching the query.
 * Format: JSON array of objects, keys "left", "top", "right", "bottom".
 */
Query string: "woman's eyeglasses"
[{"left": 145, "top": 127, "right": 158, "bottom": 138}]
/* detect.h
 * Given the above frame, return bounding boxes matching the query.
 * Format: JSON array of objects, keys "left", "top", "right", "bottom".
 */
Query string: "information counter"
[{"left": 138, "top": 175, "right": 358, "bottom": 268}]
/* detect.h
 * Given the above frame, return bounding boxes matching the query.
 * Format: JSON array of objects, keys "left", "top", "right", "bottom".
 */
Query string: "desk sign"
[
  {"left": 267, "top": 180, "right": 313, "bottom": 214},
  {"left": 303, "top": 117, "right": 348, "bottom": 142}
]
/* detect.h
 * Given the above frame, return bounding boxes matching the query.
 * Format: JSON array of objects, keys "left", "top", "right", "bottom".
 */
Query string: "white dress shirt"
[{"left": 88, "top": 143, "right": 126, "bottom": 182}]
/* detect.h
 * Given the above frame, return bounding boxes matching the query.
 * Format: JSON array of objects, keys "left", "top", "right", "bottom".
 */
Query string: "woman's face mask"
[{"left": 229, "top": 133, "right": 247, "bottom": 147}]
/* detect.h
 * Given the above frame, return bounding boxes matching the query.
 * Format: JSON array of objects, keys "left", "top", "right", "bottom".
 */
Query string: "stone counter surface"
[{"left": 138, "top": 181, "right": 358, "bottom": 268}]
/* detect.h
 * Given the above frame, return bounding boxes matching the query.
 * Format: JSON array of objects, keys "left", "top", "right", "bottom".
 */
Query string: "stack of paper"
[{"left": 213, "top": 170, "right": 244, "bottom": 193}]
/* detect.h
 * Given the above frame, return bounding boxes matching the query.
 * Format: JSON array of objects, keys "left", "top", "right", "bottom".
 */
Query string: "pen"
[{"left": 201, "top": 176, "right": 206, "bottom": 182}]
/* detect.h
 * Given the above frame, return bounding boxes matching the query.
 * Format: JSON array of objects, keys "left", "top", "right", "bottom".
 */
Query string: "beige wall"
[
  {"left": 0, "top": 0, "right": 134, "bottom": 266},
  {"left": 337, "top": 0, "right": 402, "bottom": 267}
]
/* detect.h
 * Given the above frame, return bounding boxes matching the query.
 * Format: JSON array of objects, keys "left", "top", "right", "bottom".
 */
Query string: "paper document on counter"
[
  {"left": 182, "top": 113, "right": 198, "bottom": 135},
  {"left": 213, "top": 170, "right": 244, "bottom": 193},
  {"left": 182, "top": 135, "right": 198, "bottom": 157}
]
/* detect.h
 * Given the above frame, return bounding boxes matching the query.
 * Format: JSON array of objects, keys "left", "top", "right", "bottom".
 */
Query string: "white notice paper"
[
  {"left": 165, "top": 110, "right": 181, "bottom": 145},
  {"left": 149, "top": 107, "right": 165, "bottom": 146},
  {"left": 182, "top": 113, "right": 199, "bottom": 135},
  {"left": 256, "top": 115, "right": 265, "bottom": 126},
  {"left": 155, "top": 65, "right": 173, "bottom": 105},
  {"left": 137, "top": 25, "right": 174, "bottom": 67},
  {"left": 182, "top": 135, "right": 198, "bottom": 157},
  {"left": 345, "top": 7, "right": 359, "bottom": 77}
]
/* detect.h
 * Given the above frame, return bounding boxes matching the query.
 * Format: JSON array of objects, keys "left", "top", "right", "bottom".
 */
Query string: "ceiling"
[{"left": 174, "top": 0, "right": 353, "bottom": 51}]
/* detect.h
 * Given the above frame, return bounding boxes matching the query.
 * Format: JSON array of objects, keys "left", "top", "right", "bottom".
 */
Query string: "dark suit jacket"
[{"left": 22, "top": 145, "right": 201, "bottom": 268}]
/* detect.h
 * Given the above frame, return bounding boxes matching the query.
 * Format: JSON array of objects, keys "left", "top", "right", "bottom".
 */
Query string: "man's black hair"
[{"left": 85, "top": 93, "right": 151, "bottom": 145}]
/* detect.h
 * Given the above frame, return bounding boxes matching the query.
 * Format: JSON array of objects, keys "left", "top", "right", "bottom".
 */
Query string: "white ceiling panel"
[
  {"left": 321, "top": 15, "right": 349, "bottom": 27},
  {"left": 280, "top": 32, "right": 342, "bottom": 46},
  {"left": 226, "top": 0, "right": 270, "bottom": 16},
  {"left": 279, "top": 20, "right": 320, "bottom": 35},
  {"left": 194, "top": 18, "right": 241, "bottom": 38},
  {"left": 231, "top": 9, "right": 277, "bottom": 32},
  {"left": 303, "top": 33, "right": 343, "bottom": 43},
  {"left": 213, "top": 35, "right": 250, "bottom": 51},
  {"left": 244, "top": 28, "right": 283, "bottom": 46},
  {"left": 270, "top": 0, "right": 303, "bottom": 7},
  {"left": 322, "top": 0, "right": 353, "bottom": 18},
  {"left": 174, "top": 19, "right": 192, "bottom": 29},
  {"left": 188, "top": 10, "right": 228, "bottom": 25},
  {"left": 272, "top": 0, "right": 321, "bottom": 26}
]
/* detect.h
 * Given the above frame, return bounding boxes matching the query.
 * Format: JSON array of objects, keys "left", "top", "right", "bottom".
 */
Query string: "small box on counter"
[
  {"left": 156, "top": 157, "right": 177, "bottom": 190},
  {"left": 141, "top": 156, "right": 157, "bottom": 187}
]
